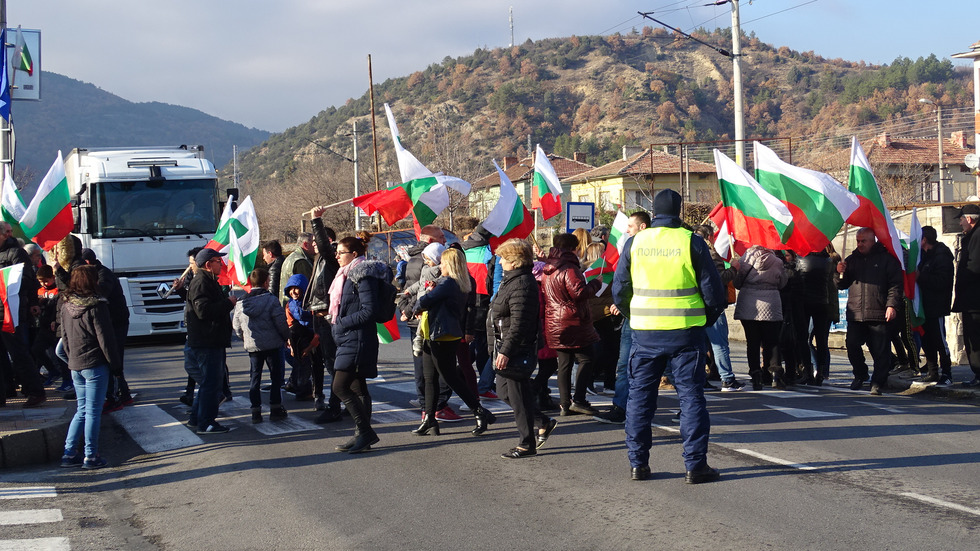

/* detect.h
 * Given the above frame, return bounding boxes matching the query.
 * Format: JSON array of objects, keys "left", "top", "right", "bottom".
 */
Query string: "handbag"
[{"left": 493, "top": 339, "right": 536, "bottom": 381}]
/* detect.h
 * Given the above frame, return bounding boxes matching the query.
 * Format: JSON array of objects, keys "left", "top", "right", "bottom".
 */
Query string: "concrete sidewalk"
[{"left": 2, "top": 349, "right": 979, "bottom": 470}]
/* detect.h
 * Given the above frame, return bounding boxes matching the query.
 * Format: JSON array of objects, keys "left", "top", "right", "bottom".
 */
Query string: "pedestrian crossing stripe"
[
  {"left": 0, "top": 487, "right": 56, "bottom": 500},
  {"left": 221, "top": 397, "right": 323, "bottom": 435},
  {"left": 0, "top": 537, "right": 70, "bottom": 550},
  {"left": 762, "top": 404, "right": 846, "bottom": 418},
  {"left": 111, "top": 404, "right": 204, "bottom": 453},
  {"left": 0, "top": 509, "right": 62, "bottom": 525}
]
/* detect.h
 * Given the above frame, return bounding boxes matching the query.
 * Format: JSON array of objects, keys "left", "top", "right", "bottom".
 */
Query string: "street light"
[{"left": 919, "top": 98, "right": 945, "bottom": 203}]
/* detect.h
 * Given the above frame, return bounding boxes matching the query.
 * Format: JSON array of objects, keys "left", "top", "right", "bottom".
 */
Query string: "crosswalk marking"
[
  {"left": 112, "top": 404, "right": 203, "bottom": 453},
  {"left": 373, "top": 402, "right": 425, "bottom": 423},
  {"left": 0, "top": 487, "right": 57, "bottom": 500},
  {"left": 219, "top": 398, "right": 323, "bottom": 435},
  {"left": 751, "top": 390, "right": 817, "bottom": 399},
  {"left": 735, "top": 448, "right": 818, "bottom": 471},
  {"left": 854, "top": 400, "right": 904, "bottom": 413},
  {"left": 0, "top": 509, "right": 63, "bottom": 525},
  {"left": 0, "top": 537, "right": 70, "bottom": 551},
  {"left": 762, "top": 404, "right": 846, "bottom": 419}
]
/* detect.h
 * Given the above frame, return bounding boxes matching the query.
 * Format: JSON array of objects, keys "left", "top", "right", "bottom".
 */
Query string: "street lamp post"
[{"left": 919, "top": 98, "right": 946, "bottom": 203}]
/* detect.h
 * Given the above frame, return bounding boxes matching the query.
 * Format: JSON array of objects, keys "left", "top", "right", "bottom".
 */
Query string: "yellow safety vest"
[{"left": 628, "top": 226, "right": 706, "bottom": 330}]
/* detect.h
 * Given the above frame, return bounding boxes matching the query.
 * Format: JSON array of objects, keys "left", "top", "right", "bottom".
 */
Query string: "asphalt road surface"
[{"left": 1, "top": 329, "right": 978, "bottom": 550}]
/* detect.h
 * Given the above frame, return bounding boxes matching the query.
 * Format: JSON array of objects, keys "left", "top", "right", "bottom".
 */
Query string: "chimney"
[
  {"left": 950, "top": 130, "right": 968, "bottom": 149},
  {"left": 573, "top": 152, "right": 587, "bottom": 163},
  {"left": 623, "top": 145, "right": 644, "bottom": 160},
  {"left": 502, "top": 156, "right": 518, "bottom": 170},
  {"left": 876, "top": 132, "right": 891, "bottom": 148}
]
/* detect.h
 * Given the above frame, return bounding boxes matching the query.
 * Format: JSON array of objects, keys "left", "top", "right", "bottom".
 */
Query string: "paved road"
[{"left": 1, "top": 330, "right": 978, "bottom": 550}]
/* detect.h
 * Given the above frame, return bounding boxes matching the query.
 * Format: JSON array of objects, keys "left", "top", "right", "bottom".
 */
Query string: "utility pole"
[
  {"left": 509, "top": 6, "right": 514, "bottom": 48},
  {"left": 352, "top": 121, "right": 361, "bottom": 230},
  {"left": 920, "top": 98, "right": 946, "bottom": 202},
  {"left": 730, "top": 0, "right": 746, "bottom": 168}
]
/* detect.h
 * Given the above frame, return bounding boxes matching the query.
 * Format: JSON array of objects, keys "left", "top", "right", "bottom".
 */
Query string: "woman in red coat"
[{"left": 541, "top": 233, "right": 602, "bottom": 416}]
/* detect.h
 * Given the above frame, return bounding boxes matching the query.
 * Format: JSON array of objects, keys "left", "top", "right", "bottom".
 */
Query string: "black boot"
[
  {"left": 412, "top": 414, "right": 440, "bottom": 436},
  {"left": 772, "top": 366, "right": 786, "bottom": 390},
  {"left": 342, "top": 398, "right": 379, "bottom": 454},
  {"left": 472, "top": 405, "right": 496, "bottom": 436},
  {"left": 750, "top": 371, "right": 764, "bottom": 391}
]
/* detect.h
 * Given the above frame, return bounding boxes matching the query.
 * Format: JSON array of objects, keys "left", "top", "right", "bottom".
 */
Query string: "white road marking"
[
  {"left": 763, "top": 404, "right": 846, "bottom": 419},
  {"left": 373, "top": 402, "right": 426, "bottom": 424},
  {"left": 0, "top": 487, "right": 57, "bottom": 500},
  {"left": 111, "top": 404, "right": 203, "bottom": 453},
  {"left": 0, "top": 537, "right": 70, "bottom": 551},
  {"left": 0, "top": 509, "right": 63, "bottom": 525},
  {"left": 854, "top": 400, "right": 904, "bottom": 413},
  {"left": 899, "top": 492, "right": 980, "bottom": 517},
  {"left": 750, "top": 390, "right": 817, "bottom": 399},
  {"left": 735, "top": 448, "right": 817, "bottom": 471},
  {"left": 222, "top": 397, "right": 322, "bottom": 435},
  {"left": 653, "top": 424, "right": 680, "bottom": 433}
]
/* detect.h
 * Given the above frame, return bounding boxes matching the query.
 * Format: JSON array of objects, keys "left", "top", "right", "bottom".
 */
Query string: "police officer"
[{"left": 612, "top": 189, "right": 726, "bottom": 483}]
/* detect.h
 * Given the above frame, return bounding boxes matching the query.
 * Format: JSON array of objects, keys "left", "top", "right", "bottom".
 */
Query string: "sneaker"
[
  {"left": 408, "top": 399, "right": 422, "bottom": 409},
  {"left": 919, "top": 373, "right": 940, "bottom": 383},
  {"left": 23, "top": 395, "right": 47, "bottom": 408},
  {"left": 936, "top": 376, "right": 953, "bottom": 387},
  {"left": 593, "top": 405, "right": 626, "bottom": 424},
  {"left": 56, "top": 381, "right": 74, "bottom": 393},
  {"left": 478, "top": 391, "right": 498, "bottom": 400},
  {"left": 102, "top": 399, "right": 123, "bottom": 414},
  {"left": 722, "top": 380, "right": 745, "bottom": 392},
  {"left": 434, "top": 406, "right": 463, "bottom": 422},
  {"left": 535, "top": 418, "right": 558, "bottom": 450},
  {"left": 585, "top": 386, "right": 601, "bottom": 396},
  {"left": 568, "top": 401, "right": 598, "bottom": 416},
  {"left": 659, "top": 377, "right": 675, "bottom": 391},
  {"left": 869, "top": 384, "right": 882, "bottom": 396},
  {"left": 60, "top": 453, "right": 83, "bottom": 468},
  {"left": 963, "top": 377, "right": 980, "bottom": 388},
  {"left": 849, "top": 378, "right": 865, "bottom": 390},
  {"left": 178, "top": 393, "right": 194, "bottom": 407},
  {"left": 82, "top": 456, "right": 108, "bottom": 470},
  {"left": 197, "top": 423, "right": 231, "bottom": 434}
]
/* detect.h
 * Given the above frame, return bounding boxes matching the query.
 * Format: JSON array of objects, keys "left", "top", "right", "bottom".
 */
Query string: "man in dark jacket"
[
  {"left": 836, "top": 227, "right": 903, "bottom": 395},
  {"left": 917, "top": 226, "right": 954, "bottom": 385},
  {"left": 186, "top": 248, "right": 237, "bottom": 433},
  {"left": 952, "top": 204, "right": 980, "bottom": 387},
  {"left": 262, "top": 241, "right": 285, "bottom": 300},
  {"left": 612, "top": 190, "right": 725, "bottom": 483},
  {"left": 0, "top": 222, "right": 43, "bottom": 407},
  {"left": 81, "top": 249, "right": 132, "bottom": 409},
  {"left": 303, "top": 207, "right": 342, "bottom": 422},
  {"left": 398, "top": 224, "right": 455, "bottom": 420}
]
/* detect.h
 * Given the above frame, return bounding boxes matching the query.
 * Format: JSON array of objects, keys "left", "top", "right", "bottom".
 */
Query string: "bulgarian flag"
[
  {"left": 205, "top": 198, "right": 237, "bottom": 285},
  {"left": 846, "top": 137, "right": 905, "bottom": 271},
  {"left": 226, "top": 196, "right": 260, "bottom": 288},
  {"left": 584, "top": 211, "right": 629, "bottom": 295},
  {"left": 902, "top": 208, "right": 924, "bottom": 327},
  {"left": 710, "top": 149, "right": 793, "bottom": 259},
  {"left": 353, "top": 104, "right": 470, "bottom": 233},
  {"left": 377, "top": 315, "right": 401, "bottom": 344},
  {"left": 1, "top": 166, "right": 28, "bottom": 239},
  {"left": 0, "top": 263, "right": 23, "bottom": 333},
  {"left": 464, "top": 244, "right": 493, "bottom": 295},
  {"left": 483, "top": 159, "right": 534, "bottom": 250},
  {"left": 19, "top": 151, "right": 74, "bottom": 251},
  {"left": 532, "top": 144, "right": 562, "bottom": 220},
  {"left": 13, "top": 26, "right": 34, "bottom": 76},
  {"left": 754, "top": 141, "right": 860, "bottom": 255}
]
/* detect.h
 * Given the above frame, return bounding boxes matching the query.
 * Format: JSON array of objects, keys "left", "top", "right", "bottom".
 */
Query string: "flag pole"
[
  {"left": 841, "top": 223, "right": 850, "bottom": 254},
  {"left": 368, "top": 55, "right": 381, "bottom": 233}
]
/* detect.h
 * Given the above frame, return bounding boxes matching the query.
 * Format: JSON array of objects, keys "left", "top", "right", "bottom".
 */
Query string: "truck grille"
[{"left": 127, "top": 277, "right": 185, "bottom": 315}]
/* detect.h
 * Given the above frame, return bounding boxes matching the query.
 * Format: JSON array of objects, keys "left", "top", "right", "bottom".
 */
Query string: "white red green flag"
[
  {"left": 13, "top": 26, "right": 34, "bottom": 76},
  {"left": 19, "top": 151, "right": 73, "bottom": 251},
  {"left": 846, "top": 137, "right": 905, "bottom": 271},
  {"left": 483, "top": 159, "right": 534, "bottom": 250},
  {"left": 902, "top": 208, "right": 924, "bottom": 327},
  {"left": 1, "top": 165, "right": 28, "bottom": 239},
  {"left": 0, "top": 263, "right": 23, "bottom": 333},
  {"left": 205, "top": 198, "right": 237, "bottom": 285},
  {"left": 710, "top": 149, "right": 793, "bottom": 259},
  {"left": 353, "top": 104, "right": 471, "bottom": 233},
  {"left": 377, "top": 315, "right": 401, "bottom": 344},
  {"left": 584, "top": 211, "right": 629, "bottom": 295},
  {"left": 753, "top": 141, "right": 860, "bottom": 255},
  {"left": 226, "top": 196, "right": 260, "bottom": 287},
  {"left": 532, "top": 145, "right": 562, "bottom": 220}
]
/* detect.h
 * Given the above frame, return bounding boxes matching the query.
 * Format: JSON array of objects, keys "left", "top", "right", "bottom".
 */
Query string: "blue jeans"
[
  {"left": 625, "top": 332, "right": 710, "bottom": 471},
  {"left": 185, "top": 346, "right": 224, "bottom": 428},
  {"left": 249, "top": 349, "right": 285, "bottom": 409},
  {"left": 704, "top": 314, "right": 735, "bottom": 382},
  {"left": 613, "top": 320, "right": 632, "bottom": 410},
  {"left": 64, "top": 365, "right": 110, "bottom": 459}
]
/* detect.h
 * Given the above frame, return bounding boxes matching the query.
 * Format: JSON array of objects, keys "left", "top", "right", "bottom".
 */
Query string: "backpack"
[{"left": 373, "top": 264, "right": 398, "bottom": 323}]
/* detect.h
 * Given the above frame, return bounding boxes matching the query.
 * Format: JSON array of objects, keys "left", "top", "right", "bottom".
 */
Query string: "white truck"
[{"left": 64, "top": 145, "right": 225, "bottom": 336}]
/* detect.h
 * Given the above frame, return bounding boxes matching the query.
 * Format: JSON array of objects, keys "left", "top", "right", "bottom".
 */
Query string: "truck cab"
[{"left": 65, "top": 145, "right": 222, "bottom": 336}]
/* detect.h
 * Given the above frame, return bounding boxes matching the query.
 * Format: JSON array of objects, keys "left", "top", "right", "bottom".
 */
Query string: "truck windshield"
[{"left": 91, "top": 179, "right": 219, "bottom": 238}]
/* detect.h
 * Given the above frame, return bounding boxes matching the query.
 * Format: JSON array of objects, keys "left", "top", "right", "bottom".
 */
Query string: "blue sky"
[{"left": 9, "top": 0, "right": 979, "bottom": 132}]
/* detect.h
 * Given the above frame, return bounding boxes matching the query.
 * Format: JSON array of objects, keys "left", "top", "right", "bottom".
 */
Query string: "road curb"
[{"left": 0, "top": 410, "right": 73, "bottom": 470}]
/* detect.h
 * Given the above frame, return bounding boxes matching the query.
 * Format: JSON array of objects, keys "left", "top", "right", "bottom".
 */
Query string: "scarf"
[{"left": 328, "top": 256, "right": 362, "bottom": 324}]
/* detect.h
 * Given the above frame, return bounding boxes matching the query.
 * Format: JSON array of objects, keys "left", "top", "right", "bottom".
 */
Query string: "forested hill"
[
  {"left": 236, "top": 27, "right": 971, "bottom": 191},
  {"left": 11, "top": 72, "right": 270, "bottom": 186}
]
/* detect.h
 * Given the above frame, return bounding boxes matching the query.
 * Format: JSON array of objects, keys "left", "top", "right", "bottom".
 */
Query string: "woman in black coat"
[
  {"left": 489, "top": 239, "right": 557, "bottom": 458},
  {"left": 328, "top": 235, "right": 386, "bottom": 454},
  {"left": 412, "top": 248, "right": 496, "bottom": 437}
]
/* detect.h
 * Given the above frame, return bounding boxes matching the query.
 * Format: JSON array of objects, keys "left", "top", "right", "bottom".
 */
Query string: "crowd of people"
[{"left": 7, "top": 190, "right": 980, "bottom": 478}]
